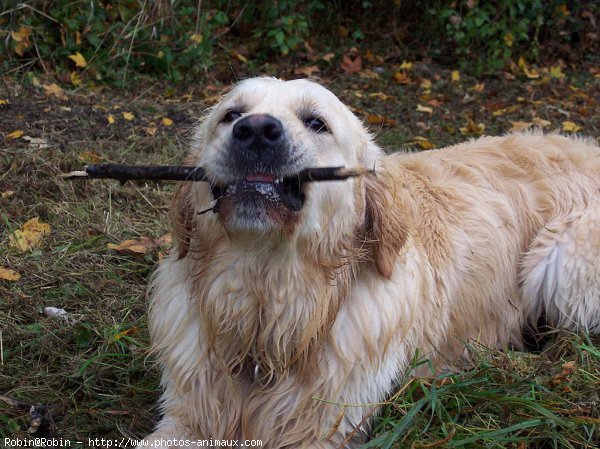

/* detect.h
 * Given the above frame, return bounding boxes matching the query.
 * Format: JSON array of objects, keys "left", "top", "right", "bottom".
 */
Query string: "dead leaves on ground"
[
  {"left": 8, "top": 217, "right": 52, "bottom": 252},
  {"left": 107, "top": 233, "right": 172, "bottom": 258}
]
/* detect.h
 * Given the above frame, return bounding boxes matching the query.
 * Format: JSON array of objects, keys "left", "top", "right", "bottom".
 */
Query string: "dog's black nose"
[{"left": 231, "top": 114, "right": 285, "bottom": 166}]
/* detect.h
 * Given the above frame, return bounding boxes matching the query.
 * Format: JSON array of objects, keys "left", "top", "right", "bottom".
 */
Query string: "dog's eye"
[
  {"left": 304, "top": 116, "right": 329, "bottom": 134},
  {"left": 221, "top": 110, "right": 242, "bottom": 124}
]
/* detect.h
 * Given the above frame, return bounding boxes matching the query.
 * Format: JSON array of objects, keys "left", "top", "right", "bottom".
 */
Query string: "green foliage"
[
  {"left": 1, "top": 0, "right": 228, "bottom": 84},
  {"left": 0, "top": 0, "right": 597, "bottom": 83},
  {"left": 426, "top": 0, "right": 597, "bottom": 75}
]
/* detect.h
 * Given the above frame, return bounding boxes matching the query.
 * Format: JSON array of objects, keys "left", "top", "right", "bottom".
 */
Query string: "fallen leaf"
[
  {"left": 549, "top": 65, "right": 565, "bottom": 79},
  {"left": 412, "top": 136, "right": 435, "bottom": 150},
  {"left": 0, "top": 99, "right": 10, "bottom": 105},
  {"left": 9, "top": 217, "right": 52, "bottom": 252},
  {"left": 2, "top": 191, "right": 14, "bottom": 199},
  {"left": 451, "top": 70, "right": 461, "bottom": 82},
  {"left": 341, "top": 51, "right": 362, "bottom": 75},
  {"left": 122, "top": 112, "right": 135, "bottom": 121},
  {"left": 294, "top": 65, "right": 320, "bottom": 77},
  {"left": 230, "top": 48, "right": 247, "bottom": 63},
  {"left": 70, "top": 71, "right": 82, "bottom": 86},
  {"left": 366, "top": 115, "right": 397, "bottom": 127},
  {"left": 491, "top": 105, "right": 521, "bottom": 117},
  {"left": 68, "top": 52, "right": 87, "bottom": 68},
  {"left": 509, "top": 121, "right": 533, "bottom": 132},
  {"left": 460, "top": 118, "right": 485, "bottom": 135},
  {"left": 393, "top": 71, "right": 411, "bottom": 84},
  {"left": 107, "top": 239, "right": 151, "bottom": 255},
  {"left": 427, "top": 99, "right": 443, "bottom": 108},
  {"left": 6, "top": 130, "right": 24, "bottom": 140},
  {"left": 107, "top": 233, "right": 172, "bottom": 256},
  {"left": 107, "top": 114, "right": 115, "bottom": 125},
  {"left": 399, "top": 61, "right": 413, "bottom": 70},
  {"left": 11, "top": 26, "right": 32, "bottom": 56},
  {"left": 420, "top": 79, "right": 432, "bottom": 90},
  {"left": 42, "top": 83, "right": 67, "bottom": 100},
  {"left": 0, "top": 267, "right": 21, "bottom": 282},
  {"left": 190, "top": 33, "right": 203, "bottom": 44},
  {"left": 114, "top": 327, "right": 140, "bottom": 340},
  {"left": 532, "top": 117, "right": 551, "bottom": 128},
  {"left": 468, "top": 83, "right": 485, "bottom": 92},
  {"left": 79, "top": 150, "right": 102, "bottom": 164},
  {"left": 161, "top": 117, "right": 173, "bottom": 126},
  {"left": 321, "top": 53, "right": 335, "bottom": 62},
  {"left": 145, "top": 127, "right": 157, "bottom": 136},
  {"left": 518, "top": 57, "right": 540, "bottom": 79},
  {"left": 562, "top": 121, "right": 581, "bottom": 132},
  {"left": 369, "top": 92, "right": 395, "bottom": 101},
  {"left": 416, "top": 104, "right": 433, "bottom": 114}
]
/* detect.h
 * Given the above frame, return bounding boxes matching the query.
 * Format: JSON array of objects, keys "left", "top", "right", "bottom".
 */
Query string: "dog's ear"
[
  {"left": 364, "top": 172, "right": 409, "bottom": 278},
  {"left": 170, "top": 180, "right": 194, "bottom": 259}
]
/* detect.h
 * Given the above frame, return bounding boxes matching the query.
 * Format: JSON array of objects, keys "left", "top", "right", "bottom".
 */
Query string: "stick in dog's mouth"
[{"left": 60, "top": 164, "right": 374, "bottom": 183}]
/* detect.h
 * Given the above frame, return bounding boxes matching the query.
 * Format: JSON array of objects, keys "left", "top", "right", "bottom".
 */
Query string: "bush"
[
  {"left": 1, "top": 0, "right": 597, "bottom": 84},
  {"left": 426, "top": 0, "right": 599, "bottom": 74}
]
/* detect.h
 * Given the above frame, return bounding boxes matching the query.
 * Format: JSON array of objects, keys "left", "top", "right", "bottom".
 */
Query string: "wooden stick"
[{"left": 61, "top": 164, "right": 374, "bottom": 183}]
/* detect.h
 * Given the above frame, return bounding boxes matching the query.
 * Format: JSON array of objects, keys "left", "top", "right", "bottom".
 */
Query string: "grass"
[
  {"left": 368, "top": 337, "right": 600, "bottom": 448},
  {"left": 1, "top": 64, "right": 599, "bottom": 446}
]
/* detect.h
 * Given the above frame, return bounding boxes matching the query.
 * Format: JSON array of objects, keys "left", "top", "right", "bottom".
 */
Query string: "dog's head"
[{"left": 173, "top": 78, "right": 403, "bottom": 275}]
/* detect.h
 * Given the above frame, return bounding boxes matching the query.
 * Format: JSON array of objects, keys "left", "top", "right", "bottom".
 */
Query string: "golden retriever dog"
[{"left": 142, "top": 77, "right": 600, "bottom": 448}]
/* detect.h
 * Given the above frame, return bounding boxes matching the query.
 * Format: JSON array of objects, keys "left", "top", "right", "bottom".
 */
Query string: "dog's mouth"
[{"left": 211, "top": 173, "right": 307, "bottom": 214}]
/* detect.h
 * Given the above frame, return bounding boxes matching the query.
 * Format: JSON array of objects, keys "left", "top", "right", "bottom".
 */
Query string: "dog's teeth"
[{"left": 275, "top": 178, "right": 282, "bottom": 184}]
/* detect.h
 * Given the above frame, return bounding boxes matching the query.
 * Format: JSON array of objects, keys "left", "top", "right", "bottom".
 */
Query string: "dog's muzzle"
[{"left": 210, "top": 113, "right": 307, "bottom": 229}]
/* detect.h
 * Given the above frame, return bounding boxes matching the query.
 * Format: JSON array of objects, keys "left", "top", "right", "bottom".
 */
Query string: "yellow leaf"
[
  {"left": 460, "top": 119, "right": 485, "bottom": 135},
  {"left": 420, "top": 79, "right": 432, "bottom": 90},
  {"left": 11, "top": 27, "right": 31, "bottom": 42},
  {"left": 416, "top": 104, "right": 433, "bottom": 114},
  {"left": 6, "top": 130, "right": 24, "bottom": 140},
  {"left": 532, "top": 117, "right": 551, "bottom": 128},
  {"left": 451, "top": 70, "right": 460, "bottom": 82},
  {"left": 518, "top": 57, "right": 540, "bottom": 79},
  {"left": 70, "top": 71, "right": 82, "bottom": 86},
  {"left": 9, "top": 217, "right": 51, "bottom": 252},
  {"left": 393, "top": 71, "right": 411, "bottom": 84},
  {"left": 161, "top": 117, "right": 173, "bottom": 126},
  {"left": 68, "top": 52, "right": 87, "bottom": 68},
  {"left": 107, "top": 114, "right": 115, "bottom": 125},
  {"left": 549, "top": 65, "right": 565, "bottom": 79},
  {"left": 2, "top": 191, "right": 14, "bottom": 199},
  {"left": 145, "top": 127, "right": 157, "bottom": 136},
  {"left": 122, "top": 112, "right": 135, "bottom": 121},
  {"left": 492, "top": 104, "right": 520, "bottom": 117},
  {"left": 562, "top": 121, "right": 581, "bottom": 132},
  {"left": 230, "top": 48, "right": 247, "bottom": 63},
  {"left": 412, "top": 136, "right": 435, "bottom": 150},
  {"left": 42, "top": 83, "right": 67, "bottom": 100},
  {"left": 509, "top": 121, "right": 532, "bottom": 132},
  {"left": 468, "top": 83, "right": 485, "bottom": 92},
  {"left": 0, "top": 267, "right": 21, "bottom": 282},
  {"left": 190, "top": 33, "right": 203, "bottom": 44},
  {"left": 503, "top": 33, "right": 514, "bottom": 47},
  {"left": 114, "top": 327, "right": 140, "bottom": 340},
  {"left": 399, "top": 61, "right": 413, "bottom": 70},
  {"left": 107, "top": 239, "right": 149, "bottom": 254},
  {"left": 0, "top": 99, "right": 9, "bottom": 105}
]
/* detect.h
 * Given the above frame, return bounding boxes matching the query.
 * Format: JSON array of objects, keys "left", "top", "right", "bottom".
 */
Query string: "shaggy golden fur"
[{"left": 141, "top": 78, "right": 600, "bottom": 448}]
